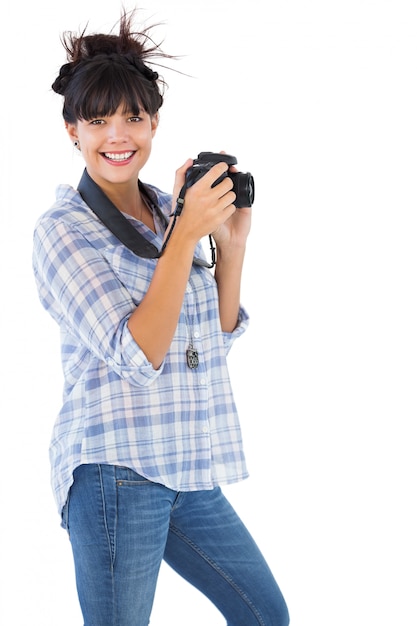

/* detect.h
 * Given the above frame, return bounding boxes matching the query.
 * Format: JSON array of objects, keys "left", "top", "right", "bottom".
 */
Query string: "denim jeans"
[{"left": 62, "top": 464, "right": 289, "bottom": 626}]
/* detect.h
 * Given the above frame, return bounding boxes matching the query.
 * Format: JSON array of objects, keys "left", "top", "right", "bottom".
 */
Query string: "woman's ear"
[
  {"left": 65, "top": 122, "right": 79, "bottom": 145},
  {"left": 151, "top": 113, "right": 159, "bottom": 137}
]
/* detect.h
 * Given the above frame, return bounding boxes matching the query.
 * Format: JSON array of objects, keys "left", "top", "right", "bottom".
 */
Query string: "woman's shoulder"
[
  {"left": 36, "top": 184, "right": 92, "bottom": 225},
  {"left": 33, "top": 184, "right": 111, "bottom": 252}
]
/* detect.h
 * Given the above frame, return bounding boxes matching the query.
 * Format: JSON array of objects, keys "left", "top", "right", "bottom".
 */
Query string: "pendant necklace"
[
  {"left": 185, "top": 317, "right": 199, "bottom": 368},
  {"left": 184, "top": 300, "right": 199, "bottom": 369},
  {"left": 186, "top": 340, "right": 199, "bottom": 369}
]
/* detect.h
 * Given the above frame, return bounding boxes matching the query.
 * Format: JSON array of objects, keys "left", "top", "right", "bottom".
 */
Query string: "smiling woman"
[
  {"left": 31, "top": 6, "right": 289, "bottom": 626},
  {"left": 66, "top": 106, "right": 159, "bottom": 222},
  {"left": 51, "top": 20, "right": 165, "bottom": 217}
]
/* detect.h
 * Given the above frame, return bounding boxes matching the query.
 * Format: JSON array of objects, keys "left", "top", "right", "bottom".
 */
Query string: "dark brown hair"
[{"left": 52, "top": 9, "right": 173, "bottom": 123}]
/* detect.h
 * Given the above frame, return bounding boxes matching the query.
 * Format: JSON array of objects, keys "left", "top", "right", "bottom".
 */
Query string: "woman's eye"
[
  {"left": 90, "top": 119, "right": 105, "bottom": 125},
  {"left": 129, "top": 116, "right": 142, "bottom": 122}
]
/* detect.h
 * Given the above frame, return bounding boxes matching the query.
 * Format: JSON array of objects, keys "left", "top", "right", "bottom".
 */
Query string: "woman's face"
[{"left": 66, "top": 104, "right": 158, "bottom": 189}]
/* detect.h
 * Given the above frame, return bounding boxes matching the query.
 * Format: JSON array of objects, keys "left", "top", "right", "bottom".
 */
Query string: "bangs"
[{"left": 67, "top": 63, "right": 149, "bottom": 121}]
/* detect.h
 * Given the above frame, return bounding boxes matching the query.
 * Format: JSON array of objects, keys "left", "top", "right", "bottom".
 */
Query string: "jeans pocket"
[{"left": 115, "top": 465, "right": 152, "bottom": 485}]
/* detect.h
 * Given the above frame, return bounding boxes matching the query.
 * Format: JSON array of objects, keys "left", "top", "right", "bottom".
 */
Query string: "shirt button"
[
  {"left": 202, "top": 426, "right": 209, "bottom": 433},
  {"left": 186, "top": 285, "right": 192, "bottom": 293},
  {"left": 200, "top": 378, "right": 206, "bottom": 385},
  {"left": 193, "top": 331, "right": 200, "bottom": 339}
]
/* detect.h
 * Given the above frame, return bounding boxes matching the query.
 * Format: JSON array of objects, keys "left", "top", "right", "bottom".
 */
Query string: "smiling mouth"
[{"left": 103, "top": 151, "right": 135, "bottom": 162}]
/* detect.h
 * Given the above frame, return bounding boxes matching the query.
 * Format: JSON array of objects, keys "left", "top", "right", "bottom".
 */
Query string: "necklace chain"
[{"left": 183, "top": 297, "right": 199, "bottom": 369}]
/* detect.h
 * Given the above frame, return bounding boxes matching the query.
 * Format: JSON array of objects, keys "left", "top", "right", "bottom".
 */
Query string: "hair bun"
[
  {"left": 51, "top": 62, "right": 75, "bottom": 95},
  {"left": 125, "top": 54, "right": 159, "bottom": 81}
]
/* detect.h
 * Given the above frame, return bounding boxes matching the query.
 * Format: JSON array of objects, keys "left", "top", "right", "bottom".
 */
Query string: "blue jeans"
[{"left": 62, "top": 464, "right": 289, "bottom": 626}]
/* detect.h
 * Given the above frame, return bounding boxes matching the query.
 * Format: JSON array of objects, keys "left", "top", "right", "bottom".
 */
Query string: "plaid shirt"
[{"left": 33, "top": 181, "right": 249, "bottom": 515}]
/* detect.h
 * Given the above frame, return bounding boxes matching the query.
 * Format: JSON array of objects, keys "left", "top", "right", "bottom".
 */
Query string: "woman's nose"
[{"left": 107, "top": 120, "right": 129, "bottom": 142}]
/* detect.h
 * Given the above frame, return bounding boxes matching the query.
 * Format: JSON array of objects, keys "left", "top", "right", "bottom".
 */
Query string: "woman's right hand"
[{"left": 171, "top": 159, "right": 237, "bottom": 242}]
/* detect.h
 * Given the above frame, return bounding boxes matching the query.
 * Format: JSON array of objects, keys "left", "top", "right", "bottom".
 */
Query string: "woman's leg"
[
  {"left": 64, "top": 464, "right": 175, "bottom": 626},
  {"left": 164, "top": 486, "right": 290, "bottom": 626}
]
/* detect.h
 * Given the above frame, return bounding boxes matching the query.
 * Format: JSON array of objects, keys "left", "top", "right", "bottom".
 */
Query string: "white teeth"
[{"left": 104, "top": 151, "right": 134, "bottom": 161}]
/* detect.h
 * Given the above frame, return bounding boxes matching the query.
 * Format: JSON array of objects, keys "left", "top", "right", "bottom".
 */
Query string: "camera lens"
[{"left": 231, "top": 172, "right": 255, "bottom": 208}]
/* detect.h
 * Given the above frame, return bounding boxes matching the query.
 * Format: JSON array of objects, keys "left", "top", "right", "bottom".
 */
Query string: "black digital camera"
[{"left": 185, "top": 152, "right": 255, "bottom": 208}]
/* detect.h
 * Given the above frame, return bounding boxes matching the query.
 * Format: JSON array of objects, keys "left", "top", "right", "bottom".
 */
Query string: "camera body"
[{"left": 185, "top": 152, "right": 255, "bottom": 208}]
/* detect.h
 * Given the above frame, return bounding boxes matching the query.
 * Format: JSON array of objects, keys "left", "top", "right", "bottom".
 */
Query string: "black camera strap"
[
  {"left": 77, "top": 169, "right": 215, "bottom": 267},
  {"left": 77, "top": 168, "right": 161, "bottom": 258}
]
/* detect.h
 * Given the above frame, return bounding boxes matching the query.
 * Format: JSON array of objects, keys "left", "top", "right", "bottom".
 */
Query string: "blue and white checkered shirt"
[{"left": 33, "top": 181, "right": 249, "bottom": 515}]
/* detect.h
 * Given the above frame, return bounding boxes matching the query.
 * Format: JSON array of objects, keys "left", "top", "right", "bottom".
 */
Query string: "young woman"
[{"left": 33, "top": 9, "right": 289, "bottom": 626}]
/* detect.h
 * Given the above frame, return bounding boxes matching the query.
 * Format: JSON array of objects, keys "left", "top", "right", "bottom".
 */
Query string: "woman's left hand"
[{"left": 211, "top": 163, "right": 252, "bottom": 252}]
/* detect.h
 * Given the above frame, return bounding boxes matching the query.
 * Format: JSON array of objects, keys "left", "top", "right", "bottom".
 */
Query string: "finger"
[
  {"left": 202, "top": 161, "right": 230, "bottom": 188},
  {"left": 217, "top": 150, "right": 239, "bottom": 174},
  {"left": 172, "top": 158, "right": 193, "bottom": 206}
]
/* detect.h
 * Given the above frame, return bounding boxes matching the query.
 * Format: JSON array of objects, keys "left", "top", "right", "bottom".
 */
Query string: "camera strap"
[
  {"left": 77, "top": 169, "right": 215, "bottom": 267},
  {"left": 77, "top": 168, "right": 161, "bottom": 258}
]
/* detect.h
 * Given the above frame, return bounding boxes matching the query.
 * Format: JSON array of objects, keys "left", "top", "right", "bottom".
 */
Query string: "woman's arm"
[{"left": 127, "top": 159, "right": 238, "bottom": 368}]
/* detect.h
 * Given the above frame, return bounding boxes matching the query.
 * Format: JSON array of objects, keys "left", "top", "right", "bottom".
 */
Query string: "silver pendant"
[{"left": 186, "top": 346, "right": 199, "bottom": 369}]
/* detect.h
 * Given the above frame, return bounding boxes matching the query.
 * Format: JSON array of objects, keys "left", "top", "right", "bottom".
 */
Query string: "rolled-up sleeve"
[{"left": 222, "top": 306, "right": 250, "bottom": 354}]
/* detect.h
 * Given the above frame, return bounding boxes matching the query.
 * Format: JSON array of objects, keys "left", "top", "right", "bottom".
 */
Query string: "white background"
[{"left": 1, "top": 1, "right": 416, "bottom": 624}]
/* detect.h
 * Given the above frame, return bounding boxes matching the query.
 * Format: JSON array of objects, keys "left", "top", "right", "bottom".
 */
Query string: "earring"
[{"left": 74, "top": 140, "right": 80, "bottom": 150}]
